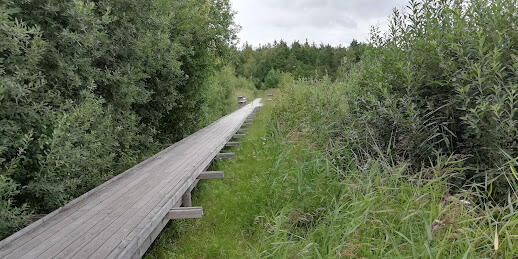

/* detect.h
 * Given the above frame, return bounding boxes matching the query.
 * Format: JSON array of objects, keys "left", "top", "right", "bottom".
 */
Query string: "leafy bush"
[
  {"left": 334, "top": 0, "right": 517, "bottom": 202},
  {"left": 0, "top": 0, "right": 238, "bottom": 239},
  {"left": 262, "top": 69, "right": 281, "bottom": 89},
  {"left": 201, "top": 65, "right": 257, "bottom": 125}
]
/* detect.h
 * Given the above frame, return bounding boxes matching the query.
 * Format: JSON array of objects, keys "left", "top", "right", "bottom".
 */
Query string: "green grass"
[
  {"left": 145, "top": 90, "right": 517, "bottom": 258},
  {"left": 145, "top": 96, "right": 277, "bottom": 258}
]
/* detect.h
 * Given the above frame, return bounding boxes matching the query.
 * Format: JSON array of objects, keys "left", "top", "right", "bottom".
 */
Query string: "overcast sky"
[{"left": 230, "top": 0, "right": 407, "bottom": 47}]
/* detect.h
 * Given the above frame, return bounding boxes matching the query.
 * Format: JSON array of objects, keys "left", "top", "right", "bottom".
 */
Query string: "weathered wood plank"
[
  {"left": 167, "top": 207, "right": 204, "bottom": 220},
  {"left": 216, "top": 153, "right": 235, "bottom": 159},
  {"left": 198, "top": 171, "right": 224, "bottom": 179},
  {"left": 233, "top": 134, "right": 246, "bottom": 139},
  {"left": 0, "top": 99, "right": 262, "bottom": 259},
  {"left": 225, "top": 142, "right": 241, "bottom": 147},
  {"left": 182, "top": 192, "right": 192, "bottom": 207},
  {"left": 238, "top": 128, "right": 248, "bottom": 133}
]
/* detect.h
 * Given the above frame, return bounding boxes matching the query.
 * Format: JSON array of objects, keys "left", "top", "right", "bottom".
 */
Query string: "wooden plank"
[
  {"left": 86, "top": 103, "right": 254, "bottom": 257},
  {"left": 242, "top": 123, "right": 252, "bottom": 127},
  {"left": 181, "top": 177, "right": 201, "bottom": 207},
  {"left": 7, "top": 120, "right": 216, "bottom": 258},
  {"left": 233, "top": 134, "right": 246, "bottom": 139},
  {"left": 81, "top": 127, "right": 226, "bottom": 258},
  {"left": 216, "top": 153, "right": 235, "bottom": 159},
  {"left": 225, "top": 142, "right": 241, "bottom": 147},
  {"left": 26, "top": 126, "right": 222, "bottom": 258},
  {"left": 0, "top": 131, "right": 205, "bottom": 258},
  {"left": 238, "top": 128, "right": 248, "bottom": 133},
  {"left": 188, "top": 179, "right": 200, "bottom": 192},
  {"left": 167, "top": 207, "right": 203, "bottom": 220},
  {"left": 198, "top": 171, "right": 224, "bottom": 179},
  {"left": 0, "top": 99, "right": 263, "bottom": 259},
  {"left": 182, "top": 192, "right": 192, "bottom": 207}
]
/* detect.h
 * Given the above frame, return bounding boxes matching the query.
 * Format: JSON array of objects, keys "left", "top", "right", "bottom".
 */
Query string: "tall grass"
[
  {"left": 146, "top": 88, "right": 517, "bottom": 257},
  {"left": 148, "top": 0, "right": 518, "bottom": 257},
  {"left": 334, "top": 0, "right": 518, "bottom": 203},
  {"left": 271, "top": 80, "right": 518, "bottom": 257}
]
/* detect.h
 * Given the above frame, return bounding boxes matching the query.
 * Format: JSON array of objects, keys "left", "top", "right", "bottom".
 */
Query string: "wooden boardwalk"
[{"left": 0, "top": 99, "right": 262, "bottom": 259}]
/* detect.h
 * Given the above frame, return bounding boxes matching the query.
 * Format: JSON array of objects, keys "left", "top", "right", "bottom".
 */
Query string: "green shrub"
[
  {"left": 201, "top": 65, "right": 257, "bottom": 125},
  {"left": 333, "top": 0, "right": 517, "bottom": 202},
  {"left": 0, "top": 175, "right": 30, "bottom": 239},
  {"left": 262, "top": 69, "right": 281, "bottom": 89},
  {"left": 0, "top": 0, "right": 238, "bottom": 239}
]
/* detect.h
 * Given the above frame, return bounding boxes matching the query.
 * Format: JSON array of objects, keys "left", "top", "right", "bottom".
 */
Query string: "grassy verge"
[
  {"left": 145, "top": 94, "right": 277, "bottom": 258},
  {"left": 146, "top": 88, "right": 517, "bottom": 258}
]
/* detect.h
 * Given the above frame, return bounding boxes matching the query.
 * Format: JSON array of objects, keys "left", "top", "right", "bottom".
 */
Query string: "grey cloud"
[
  {"left": 231, "top": 0, "right": 407, "bottom": 46},
  {"left": 267, "top": 0, "right": 405, "bottom": 19},
  {"left": 268, "top": 8, "right": 357, "bottom": 29}
]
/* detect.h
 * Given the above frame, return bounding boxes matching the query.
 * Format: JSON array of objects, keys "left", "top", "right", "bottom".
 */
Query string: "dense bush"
[
  {"left": 278, "top": 0, "right": 518, "bottom": 203},
  {"left": 0, "top": 0, "right": 239, "bottom": 238},
  {"left": 345, "top": 0, "right": 518, "bottom": 202},
  {"left": 201, "top": 65, "right": 257, "bottom": 124}
]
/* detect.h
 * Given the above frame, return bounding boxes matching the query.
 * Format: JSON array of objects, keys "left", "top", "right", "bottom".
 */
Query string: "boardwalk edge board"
[
  {"left": 167, "top": 207, "right": 204, "bottom": 220},
  {"left": 216, "top": 153, "right": 236, "bottom": 159},
  {"left": 225, "top": 142, "right": 241, "bottom": 147},
  {"left": 198, "top": 171, "right": 224, "bottom": 179}
]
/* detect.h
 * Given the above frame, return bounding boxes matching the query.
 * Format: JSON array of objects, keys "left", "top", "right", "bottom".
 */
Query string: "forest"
[
  {"left": 232, "top": 40, "right": 364, "bottom": 88},
  {"left": 2, "top": 0, "right": 518, "bottom": 257}
]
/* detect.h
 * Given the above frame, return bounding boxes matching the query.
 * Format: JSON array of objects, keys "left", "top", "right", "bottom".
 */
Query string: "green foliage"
[
  {"left": 201, "top": 65, "right": 257, "bottom": 125},
  {"left": 0, "top": 175, "right": 30, "bottom": 239},
  {"left": 147, "top": 96, "right": 518, "bottom": 258},
  {"left": 234, "top": 40, "right": 361, "bottom": 88},
  {"left": 0, "top": 0, "right": 239, "bottom": 239},
  {"left": 262, "top": 69, "right": 280, "bottom": 89},
  {"left": 270, "top": 0, "right": 518, "bottom": 203},
  {"left": 337, "top": 0, "right": 518, "bottom": 202}
]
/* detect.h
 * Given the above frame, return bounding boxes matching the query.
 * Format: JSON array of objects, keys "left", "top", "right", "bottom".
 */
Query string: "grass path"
[
  {"left": 144, "top": 91, "right": 516, "bottom": 258},
  {"left": 145, "top": 99, "right": 279, "bottom": 258}
]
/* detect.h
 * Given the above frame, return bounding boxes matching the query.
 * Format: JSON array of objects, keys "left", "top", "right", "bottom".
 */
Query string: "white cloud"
[{"left": 230, "top": 0, "right": 407, "bottom": 47}]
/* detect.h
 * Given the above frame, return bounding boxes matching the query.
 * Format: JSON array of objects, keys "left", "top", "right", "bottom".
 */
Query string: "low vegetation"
[{"left": 149, "top": 0, "right": 517, "bottom": 257}]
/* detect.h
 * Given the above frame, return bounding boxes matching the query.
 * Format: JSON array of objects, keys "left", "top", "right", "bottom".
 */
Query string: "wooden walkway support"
[{"left": 0, "top": 99, "right": 262, "bottom": 259}]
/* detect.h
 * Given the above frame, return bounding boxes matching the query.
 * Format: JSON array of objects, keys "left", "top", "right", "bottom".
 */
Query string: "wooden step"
[
  {"left": 225, "top": 142, "right": 241, "bottom": 147},
  {"left": 216, "top": 153, "right": 235, "bottom": 159},
  {"left": 167, "top": 207, "right": 203, "bottom": 220},
  {"left": 198, "top": 171, "right": 224, "bottom": 179}
]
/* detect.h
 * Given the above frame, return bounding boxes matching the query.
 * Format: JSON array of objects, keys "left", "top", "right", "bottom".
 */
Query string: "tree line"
[{"left": 232, "top": 40, "right": 366, "bottom": 89}]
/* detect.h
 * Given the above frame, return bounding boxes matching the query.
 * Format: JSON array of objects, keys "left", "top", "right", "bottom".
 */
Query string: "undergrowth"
[{"left": 146, "top": 88, "right": 517, "bottom": 258}]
